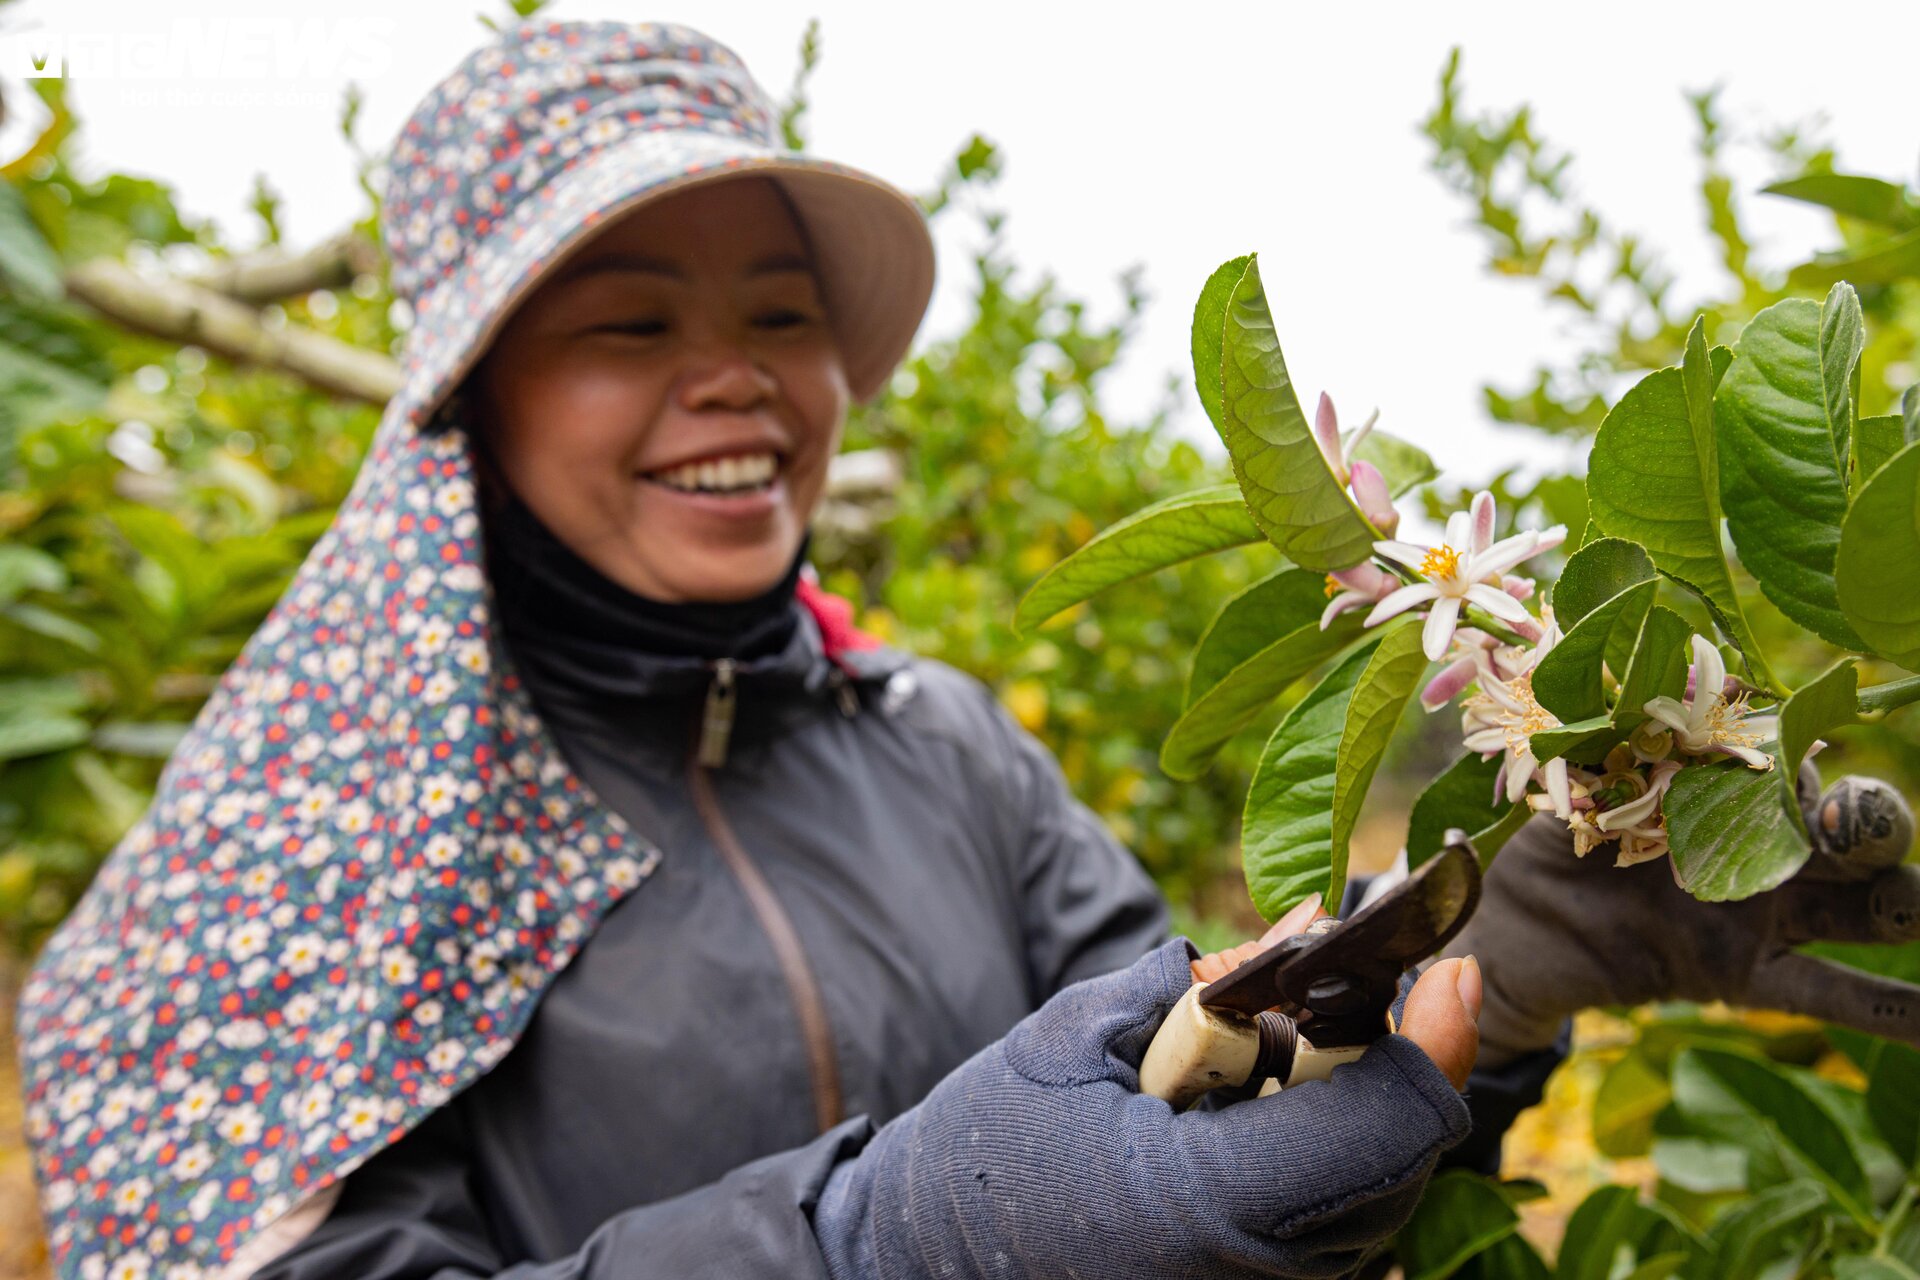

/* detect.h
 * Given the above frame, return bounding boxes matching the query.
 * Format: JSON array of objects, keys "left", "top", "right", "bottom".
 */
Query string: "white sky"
[{"left": 3, "top": 0, "right": 1917, "bottom": 498}]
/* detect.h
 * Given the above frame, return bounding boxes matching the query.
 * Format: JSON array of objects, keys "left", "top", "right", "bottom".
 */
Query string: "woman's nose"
[{"left": 675, "top": 342, "right": 779, "bottom": 412}]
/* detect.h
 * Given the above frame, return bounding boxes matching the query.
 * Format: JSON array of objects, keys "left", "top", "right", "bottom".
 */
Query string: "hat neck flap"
[{"left": 15, "top": 404, "right": 887, "bottom": 1276}]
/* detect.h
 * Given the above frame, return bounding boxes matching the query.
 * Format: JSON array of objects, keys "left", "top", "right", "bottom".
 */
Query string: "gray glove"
[
  {"left": 812, "top": 938, "right": 1471, "bottom": 1279},
  {"left": 1444, "top": 769, "right": 1920, "bottom": 1067}
]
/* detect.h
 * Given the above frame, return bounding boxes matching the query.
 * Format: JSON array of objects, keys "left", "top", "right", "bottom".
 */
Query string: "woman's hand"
[
  {"left": 1442, "top": 767, "right": 1920, "bottom": 1068},
  {"left": 814, "top": 933, "right": 1478, "bottom": 1279}
]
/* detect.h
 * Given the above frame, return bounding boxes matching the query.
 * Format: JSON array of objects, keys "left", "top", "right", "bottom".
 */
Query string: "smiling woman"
[{"left": 467, "top": 177, "right": 851, "bottom": 604}]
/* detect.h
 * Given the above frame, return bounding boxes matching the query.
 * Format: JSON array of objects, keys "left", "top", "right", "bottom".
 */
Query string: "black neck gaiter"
[{"left": 483, "top": 490, "right": 808, "bottom": 664}]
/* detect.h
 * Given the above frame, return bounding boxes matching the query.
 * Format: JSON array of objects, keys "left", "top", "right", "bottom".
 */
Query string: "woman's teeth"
[{"left": 648, "top": 451, "right": 779, "bottom": 495}]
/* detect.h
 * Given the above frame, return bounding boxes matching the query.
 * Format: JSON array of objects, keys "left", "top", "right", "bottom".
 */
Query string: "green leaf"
[
  {"left": 90, "top": 721, "right": 190, "bottom": 758},
  {"left": 1593, "top": 1049, "right": 1670, "bottom": 1158},
  {"left": 1789, "top": 226, "right": 1920, "bottom": 290},
  {"left": 0, "top": 675, "right": 91, "bottom": 761},
  {"left": 1218, "top": 256, "right": 1378, "bottom": 570},
  {"left": 1859, "top": 415, "right": 1907, "bottom": 482},
  {"left": 1554, "top": 1186, "right": 1639, "bottom": 1280},
  {"left": 1326, "top": 620, "right": 1430, "bottom": 911},
  {"left": 0, "top": 181, "right": 65, "bottom": 301},
  {"left": 1820, "top": 283, "right": 1865, "bottom": 492},
  {"left": 1406, "top": 751, "right": 1505, "bottom": 868},
  {"left": 0, "top": 543, "right": 67, "bottom": 605},
  {"left": 1471, "top": 801, "right": 1532, "bottom": 864},
  {"left": 1535, "top": 552, "right": 1657, "bottom": 724},
  {"left": 1529, "top": 714, "right": 1616, "bottom": 766},
  {"left": 1652, "top": 1136, "right": 1748, "bottom": 1192},
  {"left": 1717, "top": 298, "right": 1865, "bottom": 648},
  {"left": 1906, "top": 384, "right": 1919, "bottom": 443},
  {"left": 1835, "top": 1258, "right": 1920, "bottom": 1280},
  {"left": 1464, "top": 1235, "right": 1552, "bottom": 1280},
  {"left": 1672, "top": 1047, "right": 1871, "bottom": 1219},
  {"left": 1588, "top": 326, "right": 1768, "bottom": 673},
  {"left": 1395, "top": 1170, "right": 1522, "bottom": 1280},
  {"left": 1161, "top": 610, "right": 1368, "bottom": 781},
  {"left": 1704, "top": 1179, "right": 1827, "bottom": 1280},
  {"left": 1241, "top": 639, "right": 1378, "bottom": 920},
  {"left": 1836, "top": 441, "right": 1920, "bottom": 670},
  {"left": 1763, "top": 173, "right": 1920, "bottom": 230},
  {"left": 1186, "top": 569, "right": 1329, "bottom": 707},
  {"left": 1550, "top": 537, "right": 1656, "bottom": 628},
  {"left": 1867, "top": 1040, "right": 1920, "bottom": 1168},
  {"left": 1665, "top": 755, "right": 1810, "bottom": 901},
  {"left": 1191, "top": 254, "right": 1250, "bottom": 434},
  {"left": 1349, "top": 427, "right": 1436, "bottom": 498},
  {"left": 1612, "top": 606, "right": 1691, "bottom": 734},
  {"left": 1780, "top": 659, "right": 1858, "bottom": 778},
  {"left": 1014, "top": 485, "right": 1260, "bottom": 633}
]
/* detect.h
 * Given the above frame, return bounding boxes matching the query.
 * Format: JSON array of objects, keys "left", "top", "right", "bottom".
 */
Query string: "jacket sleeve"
[
  {"left": 977, "top": 691, "right": 1173, "bottom": 1001},
  {"left": 248, "top": 1101, "right": 876, "bottom": 1280}
]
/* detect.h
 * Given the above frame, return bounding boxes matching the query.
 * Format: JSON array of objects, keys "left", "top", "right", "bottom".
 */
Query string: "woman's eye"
[
  {"left": 600, "top": 319, "right": 668, "bottom": 337},
  {"left": 756, "top": 308, "right": 817, "bottom": 330}
]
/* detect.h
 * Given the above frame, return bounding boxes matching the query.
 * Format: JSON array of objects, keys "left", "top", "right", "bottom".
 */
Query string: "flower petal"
[
  {"left": 1374, "top": 541, "right": 1432, "bottom": 573},
  {"left": 1642, "top": 696, "right": 1693, "bottom": 736},
  {"left": 1464, "top": 583, "right": 1531, "bottom": 623},
  {"left": 1314, "top": 392, "right": 1346, "bottom": 481},
  {"left": 1468, "top": 530, "right": 1542, "bottom": 581},
  {"left": 1421, "top": 656, "right": 1479, "bottom": 710},
  {"left": 1320, "top": 592, "right": 1366, "bottom": 631},
  {"left": 1544, "top": 757, "right": 1572, "bottom": 819},
  {"left": 1422, "top": 596, "right": 1462, "bottom": 661},
  {"left": 1470, "top": 491, "right": 1496, "bottom": 554},
  {"left": 1348, "top": 461, "right": 1398, "bottom": 535},
  {"left": 1366, "top": 583, "right": 1438, "bottom": 626}
]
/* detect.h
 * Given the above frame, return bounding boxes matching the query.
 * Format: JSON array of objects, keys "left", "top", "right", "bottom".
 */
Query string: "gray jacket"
[{"left": 251, "top": 602, "right": 1557, "bottom": 1279}]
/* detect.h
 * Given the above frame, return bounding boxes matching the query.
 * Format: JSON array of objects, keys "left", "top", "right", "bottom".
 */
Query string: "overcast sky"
[{"left": 3, "top": 0, "right": 1916, "bottom": 499}]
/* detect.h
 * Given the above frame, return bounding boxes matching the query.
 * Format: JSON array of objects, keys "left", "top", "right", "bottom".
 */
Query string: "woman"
[{"left": 20, "top": 19, "right": 1920, "bottom": 1280}]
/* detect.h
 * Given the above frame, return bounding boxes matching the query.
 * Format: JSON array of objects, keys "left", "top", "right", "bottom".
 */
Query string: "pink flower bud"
[
  {"left": 1313, "top": 392, "right": 1347, "bottom": 483},
  {"left": 1348, "top": 460, "right": 1398, "bottom": 535},
  {"left": 1500, "top": 574, "right": 1535, "bottom": 601}
]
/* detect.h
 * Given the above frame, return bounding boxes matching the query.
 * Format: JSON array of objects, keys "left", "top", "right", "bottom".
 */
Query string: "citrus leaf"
[
  {"left": 1593, "top": 1048, "right": 1669, "bottom": 1158},
  {"left": 1191, "top": 254, "right": 1250, "bottom": 434},
  {"left": 1406, "top": 751, "right": 1505, "bottom": 869},
  {"left": 1788, "top": 226, "right": 1920, "bottom": 290},
  {"left": 1241, "top": 639, "right": 1378, "bottom": 920},
  {"left": 1349, "top": 427, "right": 1436, "bottom": 498},
  {"left": 1535, "top": 576, "right": 1657, "bottom": 723},
  {"left": 1703, "top": 1179, "right": 1828, "bottom": 1280},
  {"left": 1834, "top": 1257, "right": 1920, "bottom": 1280},
  {"left": 0, "top": 543, "right": 66, "bottom": 605},
  {"left": 1859, "top": 414, "right": 1906, "bottom": 482},
  {"left": 1866, "top": 1040, "right": 1920, "bottom": 1168},
  {"left": 1836, "top": 441, "right": 1920, "bottom": 670},
  {"left": 1161, "top": 610, "right": 1368, "bottom": 781},
  {"left": 1672, "top": 1047, "right": 1870, "bottom": 1219},
  {"left": 1780, "top": 659, "right": 1858, "bottom": 779},
  {"left": 1612, "top": 606, "right": 1691, "bottom": 734},
  {"left": 1556, "top": 1186, "right": 1641, "bottom": 1280},
  {"left": 1326, "top": 620, "right": 1430, "bottom": 911},
  {"left": 1588, "top": 324, "right": 1766, "bottom": 671},
  {"left": 1185, "top": 568, "right": 1329, "bottom": 707},
  {"left": 1550, "top": 537, "right": 1655, "bottom": 628},
  {"left": 1820, "top": 283, "right": 1865, "bottom": 493},
  {"left": 1529, "top": 714, "right": 1616, "bottom": 766},
  {"left": 1763, "top": 173, "right": 1920, "bottom": 230},
  {"left": 1014, "top": 484, "right": 1260, "bottom": 633},
  {"left": 1394, "top": 1170, "right": 1523, "bottom": 1280},
  {"left": 1219, "top": 256, "right": 1378, "bottom": 570},
  {"left": 1906, "top": 384, "right": 1919, "bottom": 443},
  {"left": 1717, "top": 298, "right": 1864, "bottom": 648},
  {"left": 1665, "top": 754, "right": 1810, "bottom": 902},
  {"left": 1470, "top": 802, "right": 1532, "bottom": 865}
]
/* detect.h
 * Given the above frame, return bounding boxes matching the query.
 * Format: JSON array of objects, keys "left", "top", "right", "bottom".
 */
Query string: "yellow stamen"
[
  {"left": 1323, "top": 575, "right": 1342, "bottom": 599},
  {"left": 1419, "top": 544, "right": 1462, "bottom": 581}
]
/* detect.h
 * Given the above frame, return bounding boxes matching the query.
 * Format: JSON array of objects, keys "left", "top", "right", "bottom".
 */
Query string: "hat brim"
[{"left": 393, "top": 129, "right": 935, "bottom": 430}]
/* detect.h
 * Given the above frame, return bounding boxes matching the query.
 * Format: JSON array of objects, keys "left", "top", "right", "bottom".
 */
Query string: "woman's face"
[{"left": 473, "top": 176, "right": 849, "bottom": 602}]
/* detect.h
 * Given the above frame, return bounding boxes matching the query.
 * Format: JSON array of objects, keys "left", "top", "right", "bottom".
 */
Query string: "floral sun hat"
[{"left": 17, "top": 20, "right": 918, "bottom": 1279}]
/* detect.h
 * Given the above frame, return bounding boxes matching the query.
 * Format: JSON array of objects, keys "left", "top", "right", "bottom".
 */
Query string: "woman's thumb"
[{"left": 1396, "top": 956, "right": 1482, "bottom": 1090}]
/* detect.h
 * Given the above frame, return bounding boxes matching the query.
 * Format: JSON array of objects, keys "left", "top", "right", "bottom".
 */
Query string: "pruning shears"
[{"left": 1139, "top": 835, "right": 1483, "bottom": 1110}]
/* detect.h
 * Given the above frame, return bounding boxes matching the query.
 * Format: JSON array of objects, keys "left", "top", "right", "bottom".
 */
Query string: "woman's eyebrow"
[{"left": 558, "top": 252, "right": 815, "bottom": 282}]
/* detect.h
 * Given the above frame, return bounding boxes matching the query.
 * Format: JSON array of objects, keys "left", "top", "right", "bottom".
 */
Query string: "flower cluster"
[{"left": 1321, "top": 481, "right": 1779, "bottom": 867}]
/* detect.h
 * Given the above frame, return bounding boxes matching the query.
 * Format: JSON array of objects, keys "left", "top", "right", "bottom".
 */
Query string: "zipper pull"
[
  {"left": 698, "top": 658, "right": 737, "bottom": 769},
  {"left": 829, "top": 666, "right": 859, "bottom": 719}
]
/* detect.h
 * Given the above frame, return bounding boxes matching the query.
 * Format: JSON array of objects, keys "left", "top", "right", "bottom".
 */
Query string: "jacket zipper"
[{"left": 686, "top": 659, "right": 846, "bottom": 1134}]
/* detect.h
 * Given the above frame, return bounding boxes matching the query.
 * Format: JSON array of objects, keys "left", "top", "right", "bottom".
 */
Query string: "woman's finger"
[
  {"left": 1190, "top": 893, "right": 1327, "bottom": 984},
  {"left": 1395, "top": 956, "right": 1481, "bottom": 1091}
]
